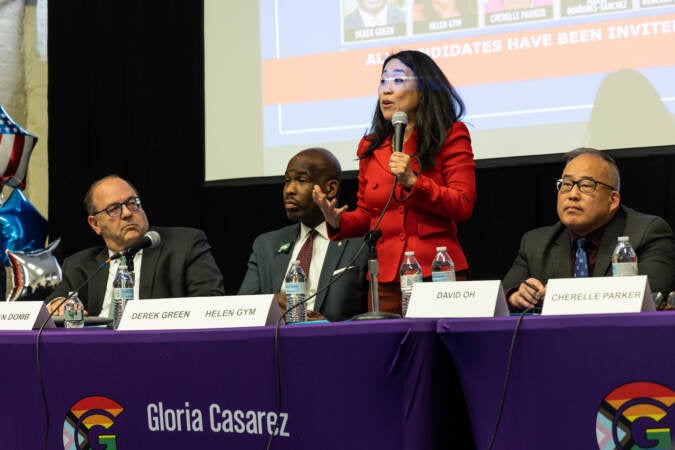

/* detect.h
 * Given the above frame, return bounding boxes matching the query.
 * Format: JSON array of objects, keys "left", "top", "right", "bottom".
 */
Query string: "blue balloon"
[{"left": 0, "top": 188, "right": 48, "bottom": 265}]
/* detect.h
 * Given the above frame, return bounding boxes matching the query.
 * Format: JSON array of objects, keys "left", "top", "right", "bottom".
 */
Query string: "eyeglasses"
[
  {"left": 92, "top": 196, "right": 142, "bottom": 217},
  {"left": 556, "top": 178, "right": 616, "bottom": 194},
  {"left": 378, "top": 76, "right": 417, "bottom": 91}
]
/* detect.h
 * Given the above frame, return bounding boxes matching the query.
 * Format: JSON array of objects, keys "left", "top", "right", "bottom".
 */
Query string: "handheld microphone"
[
  {"left": 392, "top": 111, "right": 408, "bottom": 153},
  {"left": 110, "top": 231, "right": 161, "bottom": 260}
]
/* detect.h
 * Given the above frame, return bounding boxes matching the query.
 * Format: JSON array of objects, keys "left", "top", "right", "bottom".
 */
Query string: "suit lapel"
[
  {"left": 139, "top": 245, "right": 161, "bottom": 299},
  {"left": 547, "top": 229, "right": 573, "bottom": 279},
  {"left": 314, "top": 240, "right": 344, "bottom": 313},
  {"left": 373, "top": 142, "right": 393, "bottom": 173},
  {"left": 88, "top": 248, "right": 111, "bottom": 314},
  {"left": 271, "top": 225, "right": 300, "bottom": 292}
]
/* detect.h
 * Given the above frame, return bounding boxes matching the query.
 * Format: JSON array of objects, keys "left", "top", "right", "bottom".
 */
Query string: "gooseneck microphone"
[
  {"left": 110, "top": 230, "right": 161, "bottom": 260},
  {"left": 392, "top": 111, "right": 408, "bottom": 153}
]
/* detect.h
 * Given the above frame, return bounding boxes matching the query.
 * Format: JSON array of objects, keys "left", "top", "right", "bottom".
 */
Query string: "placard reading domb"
[
  {"left": 405, "top": 281, "right": 509, "bottom": 318},
  {"left": 0, "top": 301, "right": 55, "bottom": 330},
  {"left": 543, "top": 276, "right": 654, "bottom": 315},
  {"left": 117, "top": 295, "right": 281, "bottom": 330}
]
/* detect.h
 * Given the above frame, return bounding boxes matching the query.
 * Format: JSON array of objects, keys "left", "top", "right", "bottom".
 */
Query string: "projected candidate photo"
[
  {"left": 412, "top": 0, "right": 479, "bottom": 33},
  {"left": 561, "top": 0, "right": 632, "bottom": 17},
  {"left": 342, "top": 0, "right": 408, "bottom": 42},
  {"left": 484, "top": 0, "right": 553, "bottom": 26}
]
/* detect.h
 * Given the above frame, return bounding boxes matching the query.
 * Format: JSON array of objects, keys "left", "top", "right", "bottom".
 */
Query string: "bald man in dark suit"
[{"left": 239, "top": 148, "right": 367, "bottom": 321}]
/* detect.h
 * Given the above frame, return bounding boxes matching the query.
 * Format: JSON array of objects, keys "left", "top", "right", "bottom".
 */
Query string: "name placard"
[
  {"left": 0, "top": 301, "right": 55, "bottom": 330},
  {"left": 405, "top": 280, "right": 509, "bottom": 318},
  {"left": 543, "top": 276, "right": 654, "bottom": 315},
  {"left": 117, "top": 295, "right": 281, "bottom": 331}
]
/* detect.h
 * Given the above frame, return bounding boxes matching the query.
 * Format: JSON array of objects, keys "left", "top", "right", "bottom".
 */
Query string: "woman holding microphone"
[{"left": 313, "top": 49, "right": 476, "bottom": 315}]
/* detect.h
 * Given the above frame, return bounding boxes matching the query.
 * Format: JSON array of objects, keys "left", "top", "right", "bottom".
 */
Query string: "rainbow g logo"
[
  {"left": 63, "top": 395, "right": 124, "bottom": 450},
  {"left": 596, "top": 381, "right": 675, "bottom": 450}
]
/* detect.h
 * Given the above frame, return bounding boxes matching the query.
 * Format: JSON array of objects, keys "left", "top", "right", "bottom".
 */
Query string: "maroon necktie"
[{"left": 297, "top": 229, "right": 317, "bottom": 277}]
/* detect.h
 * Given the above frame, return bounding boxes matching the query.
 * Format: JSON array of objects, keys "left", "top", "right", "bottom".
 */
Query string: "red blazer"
[{"left": 330, "top": 122, "right": 476, "bottom": 282}]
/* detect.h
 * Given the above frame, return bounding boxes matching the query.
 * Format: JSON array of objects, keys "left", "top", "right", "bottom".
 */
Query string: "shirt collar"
[
  {"left": 569, "top": 225, "right": 605, "bottom": 248},
  {"left": 300, "top": 221, "right": 327, "bottom": 241}
]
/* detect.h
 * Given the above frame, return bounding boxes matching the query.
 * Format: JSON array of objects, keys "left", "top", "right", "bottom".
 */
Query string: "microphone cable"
[
  {"left": 393, "top": 154, "right": 422, "bottom": 203},
  {"left": 265, "top": 159, "right": 405, "bottom": 448},
  {"left": 35, "top": 256, "right": 113, "bottom": 450},
  {"left": 264, "top": 237, "right": 369, "bottom": 450},
  {"left": 486, "top": 306, "right": 534, "bottom": 450}
]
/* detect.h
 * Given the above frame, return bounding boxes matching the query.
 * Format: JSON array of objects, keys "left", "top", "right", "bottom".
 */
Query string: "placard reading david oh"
[{"left": 406, "top": 280, "right": 508, "bottom": 318}]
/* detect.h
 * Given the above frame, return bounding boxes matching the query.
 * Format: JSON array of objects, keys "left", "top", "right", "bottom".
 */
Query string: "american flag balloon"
[{"left": 0, "top": 104, "right": 38, "bottom": 190}]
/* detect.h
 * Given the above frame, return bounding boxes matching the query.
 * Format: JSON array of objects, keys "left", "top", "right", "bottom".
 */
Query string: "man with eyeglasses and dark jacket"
[
  {"left": 503, "top": 148, "right": 675, "bottom": 310},
  {"left": 46, "top": 175, "right": 224, "bottom": 317}
]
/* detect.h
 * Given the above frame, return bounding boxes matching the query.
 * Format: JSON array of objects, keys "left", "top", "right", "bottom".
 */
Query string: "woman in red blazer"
[{"left": 314, "top": 50, "right": 476, "bottom": 315}]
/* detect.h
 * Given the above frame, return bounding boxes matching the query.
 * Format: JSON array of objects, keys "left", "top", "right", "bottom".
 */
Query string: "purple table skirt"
[
  {"left": 2, "top": 318, "right": 463, "bottom": 450},
  {"left": 437, "top": 312, "right": 675, "bottom": 450}
]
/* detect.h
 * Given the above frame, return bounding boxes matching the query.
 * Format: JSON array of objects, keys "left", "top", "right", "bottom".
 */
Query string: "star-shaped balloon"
[
  {"left": 0, "top": 188, "right": 48, "bottom": 265},
  {"left": 0, "top": 104, "right": 38, "bottom": 189},
  {"left": 6, "top": 238, "right": 62, "bottom": 302}
]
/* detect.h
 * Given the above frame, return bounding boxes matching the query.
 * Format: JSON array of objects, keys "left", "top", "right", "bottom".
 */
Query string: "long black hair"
[{"left": 362, "top": 50, "right": 466, "bottom": 170}]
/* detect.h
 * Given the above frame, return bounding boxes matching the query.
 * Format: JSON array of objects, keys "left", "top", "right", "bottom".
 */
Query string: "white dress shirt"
[
  {"left": 99, "top": 250, "right": 143, "bottom": 317},
  {"left": 358, "top": 5, "right": 389, "bottom": 27},
  {"left": 281, "top": 222, "right": 329, "bottom": 312}
]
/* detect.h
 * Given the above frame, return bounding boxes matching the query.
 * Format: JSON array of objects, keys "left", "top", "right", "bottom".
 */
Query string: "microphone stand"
[
  {"left": 123, "top": 250, "right": 138, "bottom": 286},
  {"left": 352, "top": 230, "right": 400, "bottom": 320},
  {"left": 125, "top": 250, "right": 135, "bottom": 274}
]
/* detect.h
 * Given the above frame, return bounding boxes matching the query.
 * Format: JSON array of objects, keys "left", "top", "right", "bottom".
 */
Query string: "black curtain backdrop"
[
  {"left": 48, "top": 1, "right": 205, "bottom": 258},
  {"left": 48, "top": 2, "right": 675, "bottom": 297}
]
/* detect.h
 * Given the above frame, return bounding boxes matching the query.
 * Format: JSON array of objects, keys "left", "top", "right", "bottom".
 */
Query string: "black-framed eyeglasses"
[
  {"left": 92, "top": 196, "right": 142, "bottom": 217},
  {"left": 556, "top": 178, "right": 616, "bottom": 194}
]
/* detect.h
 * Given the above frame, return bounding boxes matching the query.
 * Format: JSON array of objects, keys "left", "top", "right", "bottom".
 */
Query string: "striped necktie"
[{"left": 297, "top": 229, "right": 317, "bottom": 277}]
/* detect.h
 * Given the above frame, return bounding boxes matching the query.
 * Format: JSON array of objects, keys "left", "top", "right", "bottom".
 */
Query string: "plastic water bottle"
[
  {"left": 400, "top": 251, "right": 423, "bottom": 317},
  {"left": 284, "top": 260, "right": 307, "bottom": 324},
  {"left": 64, "top": 291, "right": 85, "bottom": 328},
  {"left": 612, "top": 236, "right": 638, "bottom": 276},
  {"left": 431, "top": 246, "right": 456, "bottom": 282},
  {"left": 112, "top": 257, "right": 135, "bottom": 330}
]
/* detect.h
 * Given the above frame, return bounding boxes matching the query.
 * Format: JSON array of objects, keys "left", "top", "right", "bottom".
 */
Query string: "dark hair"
[
  {"left": 362, "top": 50, "right": 466, "bottom": 170},
  {"left": 565, "top": 147, "right": 621, "bottom": 192}
]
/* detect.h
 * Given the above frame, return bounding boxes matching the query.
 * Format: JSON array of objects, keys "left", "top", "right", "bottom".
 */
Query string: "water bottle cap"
[
  {"left": 436, "top": 246, "right": 447, "bottom": 251},
  {"left": 618, "top": 236, "right": 629, "bottom": 242},
  {"left": 67, "top": 291, "right": 78, "bottom": 297},
  {"left": 404, "top": 251, "right": 415, "bottom": 256}
]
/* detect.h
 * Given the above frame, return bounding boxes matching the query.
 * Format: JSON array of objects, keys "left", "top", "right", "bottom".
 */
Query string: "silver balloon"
[{"left": 6, "top": 238, "right": 62, "bottom": 301}]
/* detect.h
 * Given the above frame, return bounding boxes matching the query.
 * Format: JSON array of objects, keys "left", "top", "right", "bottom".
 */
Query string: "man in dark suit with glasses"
[
  {"left": 504, "top": 148, "right": 675, "bottom": 310},
  {"left": 46, "top": 175, "right": 224, "bottom": 316}
]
